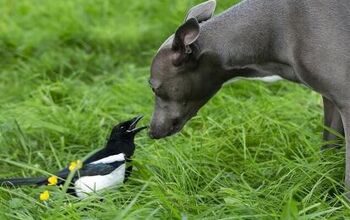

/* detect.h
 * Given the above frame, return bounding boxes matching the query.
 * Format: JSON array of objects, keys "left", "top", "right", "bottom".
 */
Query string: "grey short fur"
[{"left": 149, "top": 0, "right": 350, "bottom": 188}]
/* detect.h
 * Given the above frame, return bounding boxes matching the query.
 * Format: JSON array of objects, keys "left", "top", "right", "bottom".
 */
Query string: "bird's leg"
[{"left": 124, "top": 159, "right": 133, "bottom": 183}]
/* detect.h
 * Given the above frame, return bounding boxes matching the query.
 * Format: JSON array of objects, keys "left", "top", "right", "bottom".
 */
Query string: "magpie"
[{"left": 0, "top": 116, "right": 147, "bottom": 198}]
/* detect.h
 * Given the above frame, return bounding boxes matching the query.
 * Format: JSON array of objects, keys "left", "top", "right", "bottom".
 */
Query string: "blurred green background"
[{"left": 0, "top": 0, "right": 348, "bottom": 219}]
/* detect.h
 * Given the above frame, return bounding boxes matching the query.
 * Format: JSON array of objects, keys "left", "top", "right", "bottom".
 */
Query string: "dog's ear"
[
  {"left": 172, "top": 18, "right": 200, "bottom": 66},
  {"left": 185, "top": 0, "right": 216, "bottom": 22}
]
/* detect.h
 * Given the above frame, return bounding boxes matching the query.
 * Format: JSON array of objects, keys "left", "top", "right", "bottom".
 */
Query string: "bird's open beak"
[{"left": 127, "top": 115, "right": 148, "bottom": 134}]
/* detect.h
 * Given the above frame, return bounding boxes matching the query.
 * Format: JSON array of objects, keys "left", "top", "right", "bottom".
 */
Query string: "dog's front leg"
[
  {"left": 322, "top": 96, "right": 344, "bottom": 150},
  {"left": 340, "top": 107, "right": 350, "bottom": 194}
]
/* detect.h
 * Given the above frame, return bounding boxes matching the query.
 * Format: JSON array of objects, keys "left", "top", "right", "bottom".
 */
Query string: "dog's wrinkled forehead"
[{"left": 151, "top": 35, "right": 178, "bottom": 83}]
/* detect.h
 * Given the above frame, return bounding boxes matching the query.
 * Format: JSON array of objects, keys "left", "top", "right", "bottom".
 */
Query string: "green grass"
[{"left": 0, "top": 0, "right": 348, "bottom": 219}]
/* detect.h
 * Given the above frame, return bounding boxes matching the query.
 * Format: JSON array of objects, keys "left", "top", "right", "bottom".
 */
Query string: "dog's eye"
[
  {"left": 149, "top": 80, "right": 156, "bottom": 93},
  {"left": 148, "top": 79, "right": 152, "bottom": 85}
]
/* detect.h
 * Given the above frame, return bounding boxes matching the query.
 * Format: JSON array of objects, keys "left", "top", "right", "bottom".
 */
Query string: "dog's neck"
[{"left": 197, "top": 0, "right": 298, "bottom": 83}]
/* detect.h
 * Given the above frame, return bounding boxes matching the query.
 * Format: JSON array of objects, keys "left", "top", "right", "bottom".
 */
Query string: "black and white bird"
[{"left": 0, "top": 116, "right": 147, "bottom": 198}]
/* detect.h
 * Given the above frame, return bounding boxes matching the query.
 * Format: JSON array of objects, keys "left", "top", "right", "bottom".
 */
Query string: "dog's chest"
[{"left": 74, "top": 164, "right": 126, "bottom": 198}]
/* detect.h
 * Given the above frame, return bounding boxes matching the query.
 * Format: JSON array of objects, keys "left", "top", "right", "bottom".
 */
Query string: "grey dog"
[{"left": 149, "top": 0, "right": 350, "bottom": 189}]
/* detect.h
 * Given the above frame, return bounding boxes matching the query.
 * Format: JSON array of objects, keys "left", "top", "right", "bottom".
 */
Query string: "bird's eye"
[{"left": 120, "top": 126, "right": 125, "bottom": 130}]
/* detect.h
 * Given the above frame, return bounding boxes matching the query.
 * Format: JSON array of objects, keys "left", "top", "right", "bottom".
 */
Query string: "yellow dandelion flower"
[
  {"left": 39, "top": 190, "right": 50, "bottom": 201},
  {"left": 69, "top": 160, "right": 83, "bottom": 171},
  {"left": 47, "top": 176, "right": 58, "bottom": 186},
  {"left": 76, "top": 160, "right": 83, "bottom": 169}
]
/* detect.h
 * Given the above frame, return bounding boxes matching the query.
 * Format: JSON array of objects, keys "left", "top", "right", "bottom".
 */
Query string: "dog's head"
[{"left": 149, "top": 0, "right": 225, "bottom": 139}]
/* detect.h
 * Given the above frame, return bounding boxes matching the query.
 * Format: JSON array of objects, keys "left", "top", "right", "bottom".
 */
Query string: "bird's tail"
[{"left": 0, "top": 176, "right": 47, "bottom": 186}]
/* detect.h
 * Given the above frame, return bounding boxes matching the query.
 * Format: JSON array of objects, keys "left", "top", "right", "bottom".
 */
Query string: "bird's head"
[
  {"left": 109, "top": 115, "right": 147, "bottom": 141},
  {"left": 106, "top": 116, "right": 147, "bottom": 158}
]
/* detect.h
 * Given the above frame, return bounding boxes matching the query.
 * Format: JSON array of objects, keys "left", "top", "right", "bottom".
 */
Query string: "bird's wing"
[
  {"left": 79, "top": 162, "right": 125, "bottom": 176},
  {"left": 0, "top": 160, "right": 126, "bottom": 187},
  {"left": 54, "top": 160, "right": 125, "bottom": 181}
]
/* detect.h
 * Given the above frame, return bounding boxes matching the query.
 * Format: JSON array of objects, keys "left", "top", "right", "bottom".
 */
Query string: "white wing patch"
[
  {"left": 74, "top": 163, "right": 126, "bottom": 199},
  {"left": 90, "top": 153, "right": 125, "bottom": 164}
]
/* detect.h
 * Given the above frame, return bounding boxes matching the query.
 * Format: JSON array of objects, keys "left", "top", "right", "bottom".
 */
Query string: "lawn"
[{"left": 0, "top": 0, "right": 349, "bottom": 219}]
